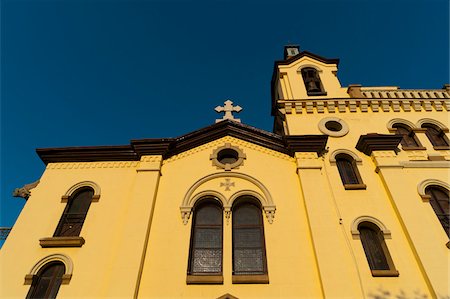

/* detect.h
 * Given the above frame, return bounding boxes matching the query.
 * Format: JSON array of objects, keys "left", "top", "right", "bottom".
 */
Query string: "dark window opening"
[
  {"left": 335, "top": 154, "right": 363, "bottom": 186},
  {"left": 26, "top": 262, "right": 65, "bottom": 299},
  {"left": 301, "top": 67, "right": 326, "bottom": 96},
  {"left": 392, "top": 123, "right": 422, "bottom": 148},
  {"left": 325, "top": 121, "right": 343, "bottom": 132},
  {"left": 54, "top": 188, "right": 94, "bottom": 237},
  {"left": 422, "top": 123, "right": 449, "bottom": 148},
  {"left": 217, "top": 149, "right": 239, "bottom": 165},
  {"left": 425, "top": 186, "right": 450, "bottom": 237}
]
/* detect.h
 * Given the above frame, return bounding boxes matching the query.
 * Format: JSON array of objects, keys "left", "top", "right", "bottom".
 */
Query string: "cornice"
[
  {"left": 37, "top": 120, "right": 328, "bottom": 164},
  {"left": 277, "top": 98, "right": 449, "bottom": 114},
  {"left": 356, "top": 134, "right": 403, "bottom": 156}
]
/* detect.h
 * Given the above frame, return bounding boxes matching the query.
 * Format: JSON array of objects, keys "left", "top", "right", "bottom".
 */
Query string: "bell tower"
[{"left": 271, "top": 46, "right": 348, "bottom": 136}]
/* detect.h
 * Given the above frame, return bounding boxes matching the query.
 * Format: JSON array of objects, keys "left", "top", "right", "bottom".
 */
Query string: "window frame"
[
  {"left": 26, "top": 262, "right": 65, "bottom": 299},
  {"left": 425, "top": 186, "right": 449, "bottom": 238},
  {"left": 357, "top": 222, "right": 399, "bottom": 277},
  {"left": 232, "top": 196, "right": 269, "bottom": 284},
  {"left": 300, "top": 67, "right": 327, "bottom": 96},
  {"left": 422, "top": 123, "right": 450, "bottom": 150},
  {"left": 186, "top": 197, "right": 224, "bottom": 284},
  {"left": 335, "top": 153, "right": 366, "bottom": 190},
  {"left": 392, "top": 123, "right": 425, "bottom": 150}
]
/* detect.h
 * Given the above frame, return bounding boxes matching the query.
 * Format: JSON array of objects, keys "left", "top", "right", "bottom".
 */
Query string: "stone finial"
[
  {"left": 347, "top": 84, "right": 363, "bottom": 98},
  {"left": 443, "top": 84, "right": 450, "bottom": 92},
  {"left": 12, "top": 180, "right": 40, "bottom": 200},
  {"left": 215, "top": 100, "right": 242, "bottom": 123}
]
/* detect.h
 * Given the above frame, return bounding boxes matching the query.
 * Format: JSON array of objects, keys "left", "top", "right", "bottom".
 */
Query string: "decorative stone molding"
[
  {"left": 416, "top": 118, "right": 449, "bottom": 131},
  {"left": 180, "top": 172, "right": 275, "bottom": 224},
  {"left": 400, "top": 161, "right": 450, "bottom": 168},
  {"left": 137, "top": 155, "right": 162, "bottom": 172},
  {"left": 47, "top": 161, "right": 139, "bottom": 169},
  {"left": 417, "top": 179, "right": 450, "bottom": 202},
  {"left": 210, "top": 143, "right": 246, "bottom": 171},
  {"left": 351, "top": 216, "right": 391, "bottom": 239},
  {"left": 294, "top": 152, "right": 322, "bottom": 170},
  {"left": 12, "top": 180, "right": 40, "bottom": 200},
  {"left": 39, "top": 237, "right": 85, "bottom": 248},
  {"left": 61, "top": 181, "right": 101, "bottom": 203},
  {"left": 329, "top": 149, "right": 362, "bottom": 165},
  {"left": 356, "top": 134, "right": 402, "bottom": 156},
  {"left": 386, "top": 118, "right": 416, "bottom": 132},
  {"left": 25, "top": 254, "right": 73, "bottom": 285},
  {"left": 186, "top": 275, "right": 223, "bottom": 284},
  {"left": 232, "top": 274, "right": 269, "bottom": 284},
  {"left": 406, "top": 151, "right": 428, "bottom": 161},
  {"left": 217, "top": 293, "right": 239, "bottom": 299},
  {"left": 318, "top": 117, "right": 349, "bottom": 137},
  {"left": 276, "top": 98, "right": 449, "bottom": 114}
]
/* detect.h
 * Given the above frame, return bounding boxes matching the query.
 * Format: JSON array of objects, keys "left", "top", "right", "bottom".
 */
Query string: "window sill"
[
  {"left": 186, "top": 275, "right": 223, "bottom": 284},
  {"left": 401, "top": 146, "right": 426, "bottom": 151},
  {"left": 344, "top": 184, "right": 367, "bottom": 190},
  {"left": 232, "top": 274, "right": 269, "bottom": 284},
  {"left": 371, "top": 270, "right": 399, "bottom": 277},
  {"left": 433, "top": 146, "right": 450, "bottom": 150},
  {"left": 307, "top": 91, "right": 327, "bottom": 96},
  {"left": 39, "top": 236, "right": 85, "bottom": 248}
]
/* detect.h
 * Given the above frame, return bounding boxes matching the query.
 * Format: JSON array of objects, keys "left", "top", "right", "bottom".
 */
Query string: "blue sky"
[{"left": 1, "top": 0, "right": 448, "bottom": 241}]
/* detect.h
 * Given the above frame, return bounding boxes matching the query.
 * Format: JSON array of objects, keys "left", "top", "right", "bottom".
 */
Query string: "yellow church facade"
[{"left": 1, "top": 46, "right": 449, "bottom": 298}]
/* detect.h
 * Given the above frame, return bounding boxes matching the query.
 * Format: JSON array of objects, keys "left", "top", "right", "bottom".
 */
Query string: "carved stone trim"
[
  {"left": 329, "top": 149, "right": 362, "bottom": 165},
  {"left": 61, "top": 181, "right": 101, "bottom": 203},
  {"left": 371, "top": 270, "right": 399, "bottom": 277},
  {"left": 351, "top": 216, "right": 391, "bottom": 239},
  {"left": 25, "top": 254, "right": 73, "bottom": 285},
  {"left": 416, "top": 118, "right": 449, "bottom": 131},
  {"left": 39, "top": 237, "right": 85, "bottom": 248},
  {"left": 356, "top": 134, "right": 402, "bottom": 156},
  {"left": 186, "top": 275, "right": 223, "bottom": 284},
  {"left": 12, "top": 180, "right": 40, "bottom": 200},
  {"left": 318, "top": 117, "right": 349, "bottom": 137},
  {"left": 217, "top": 293, "right": 239, "bottom": 299},
  {"left": 180, "top": 173, "right": 275, "bottom": 224},
  {"left": 232, "top": 274, "right": 269, "bottom": 284},
  {"left": 210, "top": 143, "right": 246, "bottom": 171},
  {"left": 417, "top": 179, "right": 450, "bottom": 199},
  {"left": 344, "top": 184, "right": 367, "bottom": 190}
]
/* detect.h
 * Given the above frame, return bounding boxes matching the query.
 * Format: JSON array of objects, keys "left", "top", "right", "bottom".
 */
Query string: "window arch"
[
  {"left": 26, "top": 262, "right": 65, "bottom": 299},
  {"left": 421, "top": 123, "right": 450, "bottom": 149},
  {"left": 425, "top": 185, "right": 449, "bottom": 237},
  {"left": 300, "top": 67, "right": 326, "bottom": 96},
  {"left": 335, "top": 153, "right": 366, "bottom": 190},
  {"left": 54, "top": 187, "right": 94, "bottom": 237},
  {"left": 232, "top": 196, "right": 268, "bottom": 283},
  {"left": 392, "top": 123, "right": 423, "bottom": 149},
  {"left": 187, "top": 197, "right": 223, "bottom": 282},
  {"left": 357, "top": 222, "right": 398, "bottom": 277}
]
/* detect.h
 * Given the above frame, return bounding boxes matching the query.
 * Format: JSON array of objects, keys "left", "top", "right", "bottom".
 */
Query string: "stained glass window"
[
  {"left": 232, "top": 198, "right": 267, "bottom": 275},
  {"left": 188, "top": 199, "right": 223, "bottom": 274}
]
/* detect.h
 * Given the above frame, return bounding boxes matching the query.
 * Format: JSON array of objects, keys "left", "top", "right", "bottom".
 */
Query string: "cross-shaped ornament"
[
  {"left": 215, "top": 100, "right": 242, "bottom": 123},
  {"left": 220, "top": 178, "right": 235, "bottom": 191}
]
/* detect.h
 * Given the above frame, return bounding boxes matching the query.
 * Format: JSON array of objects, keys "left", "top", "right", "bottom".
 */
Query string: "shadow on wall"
[{"left": 368, "top": 288, "right": 449, "bottom": 299}]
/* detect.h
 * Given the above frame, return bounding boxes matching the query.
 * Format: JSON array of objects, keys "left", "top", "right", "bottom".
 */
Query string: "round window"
[
  {"left": 217, "top": 149, "right": 239, "bottom": 164},
  {"left": 318, "top": 117, "right": 349, "bottom": 137},
  {"left": 325, "top": 121, "right": 343, "bottom": 132}
]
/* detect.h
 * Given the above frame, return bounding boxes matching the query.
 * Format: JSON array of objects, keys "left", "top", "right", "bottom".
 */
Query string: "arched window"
[
  {"left": 301, "top": 67, "right": 326, "bottom": 96},
  {"left": 358, "top": 222, "right": 398, "bottom": 277},
  {"left": 422, "top": 123, "right": 450, "bottom": 149},
  {"left": 335, "top": 154, "right": 366, "bottom": 190},
  {"left": 187, "top": 198, "right": 223, "bottom": 278},
  {"left": 425, "top": 186, "right": 449, "bottom": 237},
  {"left": 26, "top": 262, "right": 65, "bottom": 299},
  {"left": 54, "top": 187, "right": 94, "bottom": 237},
  {"left": 392, "top": 123, "right": 423, "bottom": 149},
  {"left": 232, "top": 196, "right": 268, "bottom": 283}
]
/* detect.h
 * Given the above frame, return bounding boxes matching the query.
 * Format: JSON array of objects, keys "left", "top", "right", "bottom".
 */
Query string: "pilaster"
[{"left": 294, "top": 152, "right": 363, "bottom": 298}]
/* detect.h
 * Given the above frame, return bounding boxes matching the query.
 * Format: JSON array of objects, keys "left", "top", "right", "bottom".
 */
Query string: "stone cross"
[
  {"left": 215, "top": 100, "right": 242, "bottom": 123},
  {"left": 220, "top": 178, "right": 235, "bottom": 191}
]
